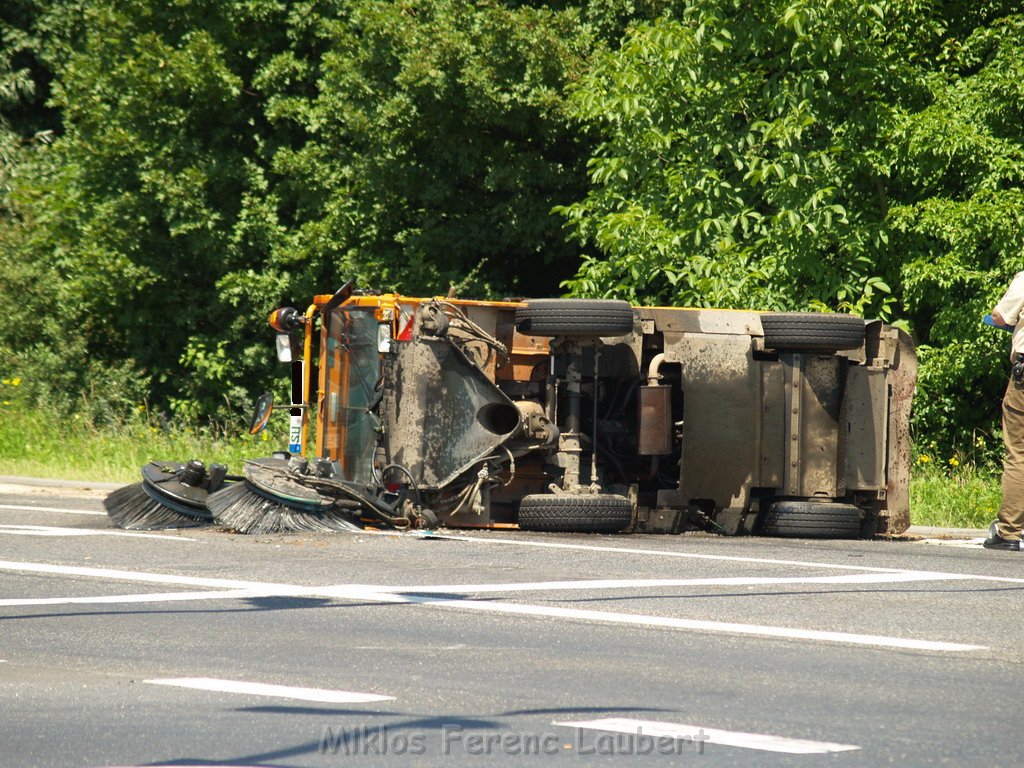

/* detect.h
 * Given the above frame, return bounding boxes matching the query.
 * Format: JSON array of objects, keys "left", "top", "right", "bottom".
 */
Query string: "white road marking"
[
  {"left": 0, "top": 525, "right": 193, "bottom": 542},
  {"left": 385, "top": 571, "right": 973, "bottom": 594},
  {"left": 368, "top": 590, "right": 986, "bottom": 652},
  {"left": 145, "top": 677, "right": 393, "bottom": 703},
  {"left": 555, "top": 718, "right": 859, "bottom": 755},
  {"left": 0, "top": 561, "right": 991, "bottom": 652},
  {"left": 0, "top": 571, "right": 958, "bottom": 607},
  {"left": 920, "top": 538, "right": 990, "bottom": 549},
  {"left": 0, "top": 560, "right": 297, "bottom": 591},
  {"left": 387, "top": 531, "right": 1024, "bottom": 584},
  {"left": 0, "top": 503, "right": 105, "bottom": 517},
  {"left": 380, "top": 531, "right": 944, "bottom": 574},
  {"left": 0, "top": 590, "right": 267, "bottom": 607}
]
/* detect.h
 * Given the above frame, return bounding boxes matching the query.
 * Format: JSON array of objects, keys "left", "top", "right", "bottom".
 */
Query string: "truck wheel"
[
  {"left": 760, "top": 313, "right": 865, "bottom": 351},
  {"left": 515, "top": 299, "right": 634, "bottom": 337},
  {"left": 517, "top": 494, "right": 633, "bottom": 533},
  {"left": 761, "top": 501, "right": 863, "bottom": 539}
]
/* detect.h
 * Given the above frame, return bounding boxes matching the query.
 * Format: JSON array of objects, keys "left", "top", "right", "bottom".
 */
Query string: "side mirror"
[{"left": 248, "top": 393, "right": 275, "bottom": 435}]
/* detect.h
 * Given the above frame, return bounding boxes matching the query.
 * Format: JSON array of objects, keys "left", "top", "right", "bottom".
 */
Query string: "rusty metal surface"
[
  {"left": 880, "top": 329, "right": 918, "bottom": 534},
  {"left": 636, "top": 307, "right": 763, "bottom": 337},
  {"left": 385, "top": 336, "right": 521, "bottom": 490},
  {"left": 784, "top": 354, "right": 844, "bottom": 499},
  {"left": 657, "top": 333, "right": 759, "bottom": 518},
  {"left": 759, "top": 362, "right": 786, "bottom": 487},
  {"left": 637, "top": 385, "right": 672, "bottom": 456},
  {"left": 845, "top": 366, "right": 888, "bottom": 491}
]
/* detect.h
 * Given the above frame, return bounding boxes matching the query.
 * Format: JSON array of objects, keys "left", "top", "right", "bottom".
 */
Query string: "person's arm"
[{"left": 994, "top": 273, "right": 1024, "bottom": 328}]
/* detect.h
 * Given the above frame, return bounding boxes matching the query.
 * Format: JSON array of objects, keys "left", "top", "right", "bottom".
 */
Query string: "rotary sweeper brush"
[
  {"left": 103, "top": 460, "right": 235, "bottom": 529},
  {"left": 105, "top": 281, "right": 917, "bottom": 539}
]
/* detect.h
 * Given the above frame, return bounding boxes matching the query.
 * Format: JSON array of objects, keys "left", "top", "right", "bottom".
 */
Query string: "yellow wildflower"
[
  {"left": 1, "top": 401, "right": 10, "bottom": 406},
  {"left": 948, "top": 457, "right": 960, "bottom": 467},
  {"left": 10, "top": 377, "right": 20, "bottom": 386},
  {"left": 917, "top": 454, "right": 931, "bottom": 464}
]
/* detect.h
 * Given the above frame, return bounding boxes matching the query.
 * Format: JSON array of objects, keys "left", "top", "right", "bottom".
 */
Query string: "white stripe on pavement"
[
  {"left": 144, "top": 677, "right": 393, "bottom": 703},
  {"left": 385, "top": 530, "right": 1024, "bottom": 579},
  {"left": 0, "top": 560, "right": 296, "bottom": 591},
  {"left": 383, "top": 571, "right": 972, "bottom": 594},
  {"left": 0, "top": 503, "right": 106, "bottom": 517},
  {"left": 555, "top": 718, "right": 859, "bottom": 755},
  {"left": 0, "top": 590, "right": 267, "bottom": 607},
  {"left": 920, "top": 538, "right": 989, "bottom": 548},
  {"left": 0, "top": 525, "right": 193, "bottom": 541},
  {"left": 369, "top": 590, "right": 986, "bottom": 652},
  {"left": 0, "top": 560, "right": 990, "bottom": 652}
]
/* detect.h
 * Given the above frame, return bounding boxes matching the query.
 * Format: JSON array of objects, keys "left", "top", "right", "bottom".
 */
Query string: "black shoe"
[{"left": 983, "top": 534, "right": 1021, "bottom": 551}]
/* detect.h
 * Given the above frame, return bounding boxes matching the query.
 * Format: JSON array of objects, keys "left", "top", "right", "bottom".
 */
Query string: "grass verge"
[
  {"left": 909, "top": 462, "right": 1000, "bottom": 530},
  {"left": 0, "top": 405, "right": 286, "bottom": 483}
]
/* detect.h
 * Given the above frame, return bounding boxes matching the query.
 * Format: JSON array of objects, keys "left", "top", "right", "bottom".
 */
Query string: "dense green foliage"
[
  {"left": 561, "top": 0, "right": 1024, "bottom": 460},
  {"left": 0, "top": 0, "right": 606, "bottom": 423},
  {"left": 1, "top": 0, "right": 1023, "bottom": 461}
]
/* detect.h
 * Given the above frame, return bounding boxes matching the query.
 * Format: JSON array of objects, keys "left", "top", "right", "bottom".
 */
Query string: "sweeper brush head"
[
  {"left": 103, "top": 481, "right": 208, "bottom": 530},
  {"left": 103, "top": 460, "right": 222, "bottom": 530},
  {"left": 206, "top": 480, "right": 361, "bottom": 535}
]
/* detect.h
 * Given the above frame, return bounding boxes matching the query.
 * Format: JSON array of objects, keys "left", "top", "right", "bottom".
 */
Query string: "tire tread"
[
  {"left": 515, "top": 299, "right": 634, "bottom": 337},
  {"left": 760, "top": 313, "right": 865, "bottom": 351},
  {"left": 518, "top": 493, "right": 632, "bottom": 533}
]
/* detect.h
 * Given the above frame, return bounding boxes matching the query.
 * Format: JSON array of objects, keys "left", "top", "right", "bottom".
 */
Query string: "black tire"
[
  {"left": 761, "top": 501, "right": 863, "bottom": 539},
  {"left": 517, "top": 493, "right": 633, "bottom": 533},
  {"left": 760, "top": 313, "right": 865, "bottom": 351},
  {"left": 515, "top": 299, "right": 634, "bottom": 337}
]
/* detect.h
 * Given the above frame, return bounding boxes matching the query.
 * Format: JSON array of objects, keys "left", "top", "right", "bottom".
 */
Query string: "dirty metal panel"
[
  {"left": 387, "top": 337, "right": 520, "bottom": 490},
  {"left": 846, "top": 366, "right": 888, "bottom": 491},
  {"left": 638, "top": 385, "right": 673, "bottom": 456},
  {"left": 664, "top": 334, "right": 759, "bottom": 510},
  {"left": 636, "top": 308, "right": 702, "bottom": 334},
  {"left": 880, "top": 330, "right": 917, "bottom": 534},
  {"left": 697, "top": 310, "right": 764, "bottom": 337},
  {"left": 784, "top": 354, "right": 843, "bottom": 498},
  {"left": 759, "top": 361, "right": 786, "bottom": 488}
]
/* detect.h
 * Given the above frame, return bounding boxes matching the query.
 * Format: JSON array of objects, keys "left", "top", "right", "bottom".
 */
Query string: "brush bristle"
[
  {"left": 207, "top": 481, "right": 361, "bottom": 534},
  {"left": 103, "top": 483, "right": 207, "bottom": 530}
]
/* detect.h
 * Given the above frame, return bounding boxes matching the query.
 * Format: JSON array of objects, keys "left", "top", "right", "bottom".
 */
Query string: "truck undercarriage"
[{"left": 106, "top": 287, "right": 916, "bottom": 539}]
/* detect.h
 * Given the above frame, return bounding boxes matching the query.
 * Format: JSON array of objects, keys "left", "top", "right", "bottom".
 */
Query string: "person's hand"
[{"left": 993, "top": 310, "right": 1009, "bottom": 327}]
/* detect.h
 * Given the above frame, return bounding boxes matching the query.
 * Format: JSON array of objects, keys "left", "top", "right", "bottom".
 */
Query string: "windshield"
[{"left": 319, "top": 307, "right": 381, "bottom": 484}]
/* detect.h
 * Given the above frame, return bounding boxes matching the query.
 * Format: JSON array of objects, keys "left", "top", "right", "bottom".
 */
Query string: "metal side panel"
[
  {"left": 663, "top": 333, "right": 759, "bottom": 512},
  {"left": 846, "top": 365, "right": 888, "bottom": 491},
  {"left": 880, "top": 329, "right": 918, "bottom": 534},
  {"left": 759, "top": 361, "right": 786, "bottom": 488},
  {"left": 386, "top": 337, "right": 521, "bottom": 490},
  {"left": 783, "top": 354, "right": 844, "bottom": 499}
]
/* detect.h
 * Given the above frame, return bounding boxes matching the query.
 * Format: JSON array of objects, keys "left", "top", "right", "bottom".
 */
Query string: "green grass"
[
  {"left": 909, "top": 461, "right": 1000, "bottom": 530},
  {"left": 0, "top": 404, "right": 1003, "bottom": 530},
  {"left": 0, "top": 404, "right": 287, "bottom": 483}
]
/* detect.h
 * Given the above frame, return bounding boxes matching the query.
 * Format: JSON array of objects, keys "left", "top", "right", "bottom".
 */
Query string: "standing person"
[{"left": 987, "top": 271, "right": 1024, "bottom": 551}]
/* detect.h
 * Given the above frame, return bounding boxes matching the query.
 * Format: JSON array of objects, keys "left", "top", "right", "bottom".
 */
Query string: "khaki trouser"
[{"left": 998, "top": 376, "right": 1024, "bottom": 540}]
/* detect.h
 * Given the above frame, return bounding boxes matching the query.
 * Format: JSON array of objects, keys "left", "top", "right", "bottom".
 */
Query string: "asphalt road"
[{"left": 0, "top": 479, "right": 1021, "bottom": 768}]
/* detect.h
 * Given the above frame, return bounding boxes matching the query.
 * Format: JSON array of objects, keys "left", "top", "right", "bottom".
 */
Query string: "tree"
[
  {"left": 560, "top": 0, "right": 1024, "bottom": 457},
  {"left": 0, "top": 0, "right": 604, "bottom": 421}
]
